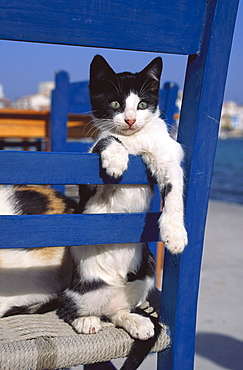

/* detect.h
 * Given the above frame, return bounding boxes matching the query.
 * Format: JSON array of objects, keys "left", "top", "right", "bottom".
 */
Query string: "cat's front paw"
[
  {"left": 72, "top": 316, "right": 101, "bottom": 334},
  {"left": 101, "top": 141, "right": 129, "bottom": 178},
  {"left": 128, "top": 314, "right": 154, "bottom": 340},
  {"left": 159, "top": 214, "right": 188, "bottom": 254},
  {"left": 115, "top": 313, "right": 154, "bottom": 340}
]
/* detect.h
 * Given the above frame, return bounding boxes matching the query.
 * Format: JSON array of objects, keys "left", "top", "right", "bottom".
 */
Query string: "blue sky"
[{"left": 0, "top": 1, "right": 242, "bottom": 104}]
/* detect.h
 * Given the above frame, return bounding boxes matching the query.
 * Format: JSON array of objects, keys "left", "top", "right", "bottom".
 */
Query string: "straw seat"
[{"left": 0, "top": 290, "right": 170, "bottom": 370}]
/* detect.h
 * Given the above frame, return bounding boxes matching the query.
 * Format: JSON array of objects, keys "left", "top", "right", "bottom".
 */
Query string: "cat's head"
[{"left": 89, "top": 55, "right": 162, "bottom": 136}]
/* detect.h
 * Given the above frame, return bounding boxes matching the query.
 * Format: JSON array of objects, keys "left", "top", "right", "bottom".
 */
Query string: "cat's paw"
[
  {"left": 72, "top": 316, "right": 101, "bottom": 334},
  {"left": 123, "top": 313, "right": 154, "bottom": 340},
  {"left": 101, "top": 141, "right": 129, "bottom": 178},
  {"left": 159, "top": 214, "right": 188, "bottom": 254}
]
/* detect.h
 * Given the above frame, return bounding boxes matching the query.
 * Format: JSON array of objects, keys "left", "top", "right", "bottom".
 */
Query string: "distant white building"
[
  {"left": 14, "top": 82, "right": 54, "bottom": 111},
  {"left": 220, "top": 101, "right": 243, "bottom": 133},
  {"left": 0, "top": 84, "right": 11, "bottom": 108}
]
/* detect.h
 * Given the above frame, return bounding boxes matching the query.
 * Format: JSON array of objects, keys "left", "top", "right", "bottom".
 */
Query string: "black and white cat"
[
  {"left": 0, "top": 56, "right": 187, "bottom": 369},
  {"left": 58, "top": 55, "right": 188, "bottom": 368}
]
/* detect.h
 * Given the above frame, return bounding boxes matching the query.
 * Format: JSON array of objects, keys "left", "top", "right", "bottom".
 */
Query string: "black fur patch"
[
  {"left": 14, "top": 189, "right": 49, "bottom": 215},
  {"left": 57, "top": 290, "right": 80, "bottom": 324},
  {"left": 70, "top": 264, "right": 107, "bottom": 294},
  {"left": 126, "top": 244, "right": 155, "bottom": 282},
  {"left": 161, "top": 182, "right": 173, "bottom": 208},
  {"left": 92, "top": 136, "right": 123, "bottom": 154},
  {"left": 3, "top": 299, "right": 59, "bottom": 317},
  {"left": 57, "top": 277, "right": 107, "bottom": 325},
  {"left": 3, "top": 305, "right": 33, "bottom": 317},
  {"left": 77, "top": 184, "right": 97, "bottom": 213}
]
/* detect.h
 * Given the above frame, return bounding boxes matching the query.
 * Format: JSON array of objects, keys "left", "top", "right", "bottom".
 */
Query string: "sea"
[{"left": 210, "top": 137, "right": 243, "bottom": 205}]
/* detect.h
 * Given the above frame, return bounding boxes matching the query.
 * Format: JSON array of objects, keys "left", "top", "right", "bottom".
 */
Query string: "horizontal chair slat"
[
  {"left": 0, "top": 212, "right": 161, "bottom": 249},
  {"left": 0, "top": 0, "right": 206, "bottom": 54},
  {"left": 0, "top": 151, "right": 154, "bottom": 185}
]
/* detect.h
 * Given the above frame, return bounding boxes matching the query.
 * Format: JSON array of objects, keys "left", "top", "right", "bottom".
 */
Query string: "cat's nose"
[{"left": 125, "top": 119, "right": 136, "bottom": 127}]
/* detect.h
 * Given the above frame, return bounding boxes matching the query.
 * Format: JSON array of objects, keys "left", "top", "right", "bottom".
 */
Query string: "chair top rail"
[{"left": 0, "top": 0, "right": 206, "bottom": 55}]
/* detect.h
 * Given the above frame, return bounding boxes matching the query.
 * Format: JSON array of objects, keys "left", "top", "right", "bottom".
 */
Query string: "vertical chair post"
[
  {"left": 158, "top": 0, "right": 240, "bottom": 369},
  {"left": 50, "top": 71, "right": 70, "bottom": 193},
  {"left": 50, "top": 71, "right": 70, "bottom": 152},
  {"left": 160, "top": 82, "right": 179, "bottom": 134}
]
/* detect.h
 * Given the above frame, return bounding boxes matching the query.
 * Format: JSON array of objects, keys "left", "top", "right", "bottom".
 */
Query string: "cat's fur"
[
  {"left": 0, "top": 56, "right": 187, "bottom": 369},
  {"left": 0, "top": 186, "right": 76, "bottom": 318}
]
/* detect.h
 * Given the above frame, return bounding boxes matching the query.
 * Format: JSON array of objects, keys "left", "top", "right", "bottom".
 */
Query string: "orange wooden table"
[{"left": 0, "top": 108, "right": 93, "bottom": 151}]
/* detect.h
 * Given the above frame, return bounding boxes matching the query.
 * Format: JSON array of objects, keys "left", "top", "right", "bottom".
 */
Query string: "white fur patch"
[
  {"left": 72, "top": 316, "right": 101, "bottom": 334},
  {"left": 0, "top": 186, "right": 19, "bottom": 215},
  {"left": 94, "top": 114, "right": 188, "bottom": 253},
  {"left": 109, "top": 92, "right": 157, "bottom": 136},
  {"left": 111, "top": 311, "right": 154, "bottom": 340},
  {"left": 101, "top": 140, "right": 129, "bottom": 178}
]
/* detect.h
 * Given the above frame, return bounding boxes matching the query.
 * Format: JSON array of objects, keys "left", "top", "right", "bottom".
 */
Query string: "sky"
[{"left": 0, "top": 1, "right": 242, "bottom": 104}]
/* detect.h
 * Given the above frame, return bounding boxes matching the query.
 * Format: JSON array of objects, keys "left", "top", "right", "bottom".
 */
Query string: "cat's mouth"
[{"left": 120, "top": 125, "right": 139, "bottom": 135}]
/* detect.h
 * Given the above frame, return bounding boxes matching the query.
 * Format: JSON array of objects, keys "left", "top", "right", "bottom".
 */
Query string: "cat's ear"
[
  {"left": 90, "top": 55, "right": 116, "bottom": 82},
  {"left": 140, "top": 57, "right": 163, "bottom": 81},
  {"left": 139, "top": 57, "right": 163, "bottom": 92}
]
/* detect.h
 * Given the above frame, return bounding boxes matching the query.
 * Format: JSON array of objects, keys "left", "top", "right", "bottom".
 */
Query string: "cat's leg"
[
  {"left": 92, "top": 136, "right": 129, "bottom": 178},
  {"left": 142, "top": 141, "right": 188, "bottom": 254},
  {"left": 158, "top": 162, "right": 188, "bottom": 253},
  {"left": 57, "top": 289, "right": 103, "bottom": 334},
  {"left": 58, "top": 285, "right": 154, "bottom": 339},
  {"left": 106, "top": 274, "right": 155, "bottom": 340}
]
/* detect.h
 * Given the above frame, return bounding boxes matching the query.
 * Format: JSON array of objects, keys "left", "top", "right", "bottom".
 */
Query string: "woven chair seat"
[{"left": 0, "top": 289, "right": 170, "bottom": 370}]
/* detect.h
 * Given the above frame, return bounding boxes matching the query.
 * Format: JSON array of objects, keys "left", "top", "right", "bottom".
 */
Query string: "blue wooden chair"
[
  {"left": 0, "top": 0, "right": 239, "bottom": 369},
  {"left": 50, "top": 74, "right": 92, "bottom": 154}
]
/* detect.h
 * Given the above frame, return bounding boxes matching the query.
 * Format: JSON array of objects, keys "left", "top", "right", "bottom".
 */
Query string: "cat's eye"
[
  {"left": 110, "top": 101, "right": 121, "bottom": 109},
  {"left": 138, "top": 101, "right": 148, "bottom": 110}
]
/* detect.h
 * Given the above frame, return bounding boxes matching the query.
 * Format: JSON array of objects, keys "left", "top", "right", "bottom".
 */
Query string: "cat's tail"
[{"left": 120, "top": 307, "right": 162, "bottom": 370}]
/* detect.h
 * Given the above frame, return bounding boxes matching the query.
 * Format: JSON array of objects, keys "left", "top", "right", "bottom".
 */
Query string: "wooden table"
[{"left": 0, "top": 108, "right": 93, "bottom": 151}]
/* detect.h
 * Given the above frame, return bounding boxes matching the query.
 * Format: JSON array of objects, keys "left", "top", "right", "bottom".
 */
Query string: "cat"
[
  {"left": 0, "top": 185, "right": 79, "bottom": 318},
  {"left": 0, "top": 55, "right": 187, "bottom": 370},
  {"left": 57, "top": 55, "right": 188, "bottom": 369}
]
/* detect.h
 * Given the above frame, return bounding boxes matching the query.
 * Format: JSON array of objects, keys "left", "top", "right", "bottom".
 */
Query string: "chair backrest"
[
  {"left": 0, "top": 0, "right": 239, "bottom": 369},
  {"left": 50, "top": 71, "right": 179, "bottom": 153}
]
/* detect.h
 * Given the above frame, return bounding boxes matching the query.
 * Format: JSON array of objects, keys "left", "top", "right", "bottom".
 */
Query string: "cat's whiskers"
[
  {"left": 93, "top": 118, "right": 117, "bottom": 134},
  {"left": 80, "top": 115, "right": 97, "bottom": 139},
  {"left": 85, "top": 122, "right": 100, "bottom": 139},
  {"left": 84, "top": 111, "right": 106, "bottom": 138}
]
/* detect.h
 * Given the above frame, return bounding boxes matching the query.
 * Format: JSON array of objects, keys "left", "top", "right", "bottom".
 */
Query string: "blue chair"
[
  {"left": 0, "top": 0, "right": 239, "bottom": 369},
  {"left": 50, "top": 73, "right": 92, "bottom": 153}
]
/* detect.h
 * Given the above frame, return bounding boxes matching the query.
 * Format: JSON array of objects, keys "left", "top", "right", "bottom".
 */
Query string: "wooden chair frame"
[{"left": 0, "top": 0, "right": 239, "bottom": 369}]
